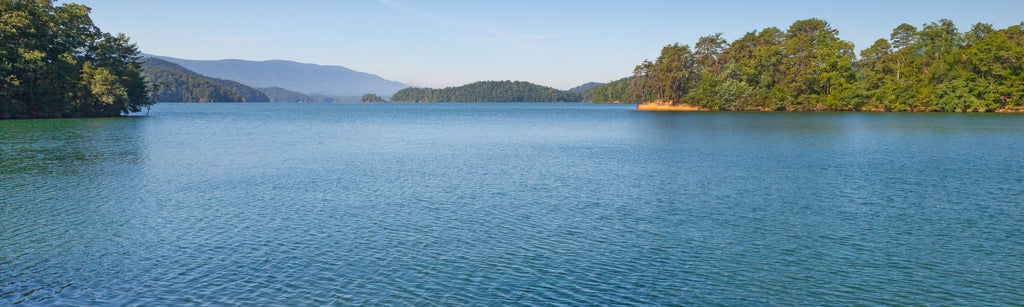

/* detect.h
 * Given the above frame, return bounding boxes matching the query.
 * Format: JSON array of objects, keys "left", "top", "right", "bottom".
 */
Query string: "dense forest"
[
  {"left": 141, "top": 57, "right": 269, "bottom": 102},
  {"left": 581, "top": 77, "right": 633, "bottom": 103},
  {"left": 390, "top": 80, "right": 582, "bottom": 102},
  {"left": 589, "top": 19, "right": 1024, "bottom": 112},
  {"left": 0, "top": 0, "right": 152, "bottom": 118}
]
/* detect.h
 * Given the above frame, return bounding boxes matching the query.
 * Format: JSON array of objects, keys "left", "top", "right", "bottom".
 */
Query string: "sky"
[{"left": 70, "top": 0, "right": 1024, "bottom": 90}]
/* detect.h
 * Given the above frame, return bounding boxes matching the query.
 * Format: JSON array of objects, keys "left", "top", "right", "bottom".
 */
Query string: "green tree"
[
  {"left": 649, "top": 44, "right": 696, "bottom": 102},
  {"left": 857, "top": 39, "right": 895, "bottom": 109},
  {"left": 623, "top": 18, "right": 1024, "bottom": 112},
  {"left": 81, "top": 62, "right": 127, "bottom": 115},
  {"left": 779, "top": 19, "right": 856, "bottom": 110},
  {"left": 694, "top": 33, "right": 728, "bottom": 75},
  {"left": 0, "top": 0, "right": 152, "bottom": 119},
  {"left": 955, "top": 26, "right": 1024, "bottom": 110},
  {"left": 630, "top": 60, "right": 654, "bottom": 102}
]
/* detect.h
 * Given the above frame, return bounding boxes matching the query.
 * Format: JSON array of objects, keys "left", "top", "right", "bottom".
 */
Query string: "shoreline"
[
  {"left": 636, "top": 103, "right": 1024, "bottom": 113},
  {"left": 636, "top": 103, "right": 707, "bottom": 112}
]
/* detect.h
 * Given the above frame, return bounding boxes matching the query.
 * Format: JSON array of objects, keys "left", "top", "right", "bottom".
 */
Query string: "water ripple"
[{"left": 2, "top": 105, "right": 1023, "bottom": 305}]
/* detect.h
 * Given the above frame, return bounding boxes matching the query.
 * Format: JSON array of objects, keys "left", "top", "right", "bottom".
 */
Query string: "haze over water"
[{"left": 2, "top": 103, "right": 1023, "bottom": 305}]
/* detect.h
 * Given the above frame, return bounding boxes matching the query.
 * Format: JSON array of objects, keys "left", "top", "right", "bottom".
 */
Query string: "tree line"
[
  {"left": 1, "top": 0, "right": 152, "bottom": 119},
  {"left": 391, "top": 80, "right": 582, "bottom": 102},
  {"left": 581, "top": 77, "right": 632, "bottom": 103},
  {"left": 589, "top": 19, "right": 1024, "bottom": 112}
]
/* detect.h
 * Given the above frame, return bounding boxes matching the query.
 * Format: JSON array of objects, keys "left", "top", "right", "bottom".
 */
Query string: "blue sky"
[{"left": 71, "top": 0, "right": 1023, "bottom": 89}]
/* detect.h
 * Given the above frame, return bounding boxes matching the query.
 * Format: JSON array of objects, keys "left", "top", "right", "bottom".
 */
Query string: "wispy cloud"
[
  {"left": 210, "top": 36, "right": 254, "bottom": 43},
  {"left": 288, "top": 48, "right": 329, "bottom": 54},
  {"left": 373, "top": 0, "right": 553, "bottom": 50}
]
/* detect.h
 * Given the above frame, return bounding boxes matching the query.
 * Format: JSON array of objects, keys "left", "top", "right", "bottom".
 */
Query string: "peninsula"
[
  {"left": 0, "top": 1, "right": 152, "bottom": 119},
  {"left": 587, "top": 18, "right": 1024, "bottom": 112}
]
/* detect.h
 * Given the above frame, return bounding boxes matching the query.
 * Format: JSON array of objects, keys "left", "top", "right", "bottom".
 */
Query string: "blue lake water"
[{"left": 2, "top": 102, "right": 1023, "bottom": 305}]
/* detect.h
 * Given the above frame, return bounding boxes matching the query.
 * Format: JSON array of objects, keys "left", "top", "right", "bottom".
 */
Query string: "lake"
[{"left": 2, "top": 103, "right": 1023, "bottom": 305}]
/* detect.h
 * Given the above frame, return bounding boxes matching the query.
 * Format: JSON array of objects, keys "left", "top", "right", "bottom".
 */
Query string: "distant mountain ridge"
[
  {"left": 141, "top": 57, "right": 270, "bottom": 102},
  {"left": 569, "top": 82, "right": 604, "bottom": 92},
  {"left": 148, "top": 55, "right": 409, "bottom": 97}
]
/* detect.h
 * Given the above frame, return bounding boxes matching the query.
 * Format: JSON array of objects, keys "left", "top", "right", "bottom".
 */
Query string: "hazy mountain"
[
  {"left": 257, "top": 87, "right": 363, "bottom": 103},
  {"left": 257, "top": 87, "right": 314, "bottom": 102},
  {"left": 390, "top": 80, "right": 583, "bottom": 102},
  {"left": 568, "top": 82, "right": 604, "bottom": 92},
  {"left": 141, "top": 57, "right": 270, "bottom": 102},
  {"left": 315, "top": 95, "right": 362, "bottom": 102},
  {"left": 150, "top": 55, "right": 409, "bottom": 97}
]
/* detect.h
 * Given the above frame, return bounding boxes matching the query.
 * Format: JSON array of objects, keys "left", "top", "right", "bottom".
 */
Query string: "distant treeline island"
[
  {"left": 391, "top": 81, "right": 583, "bottom": 102},
  {"left": 2, "top": 1, "right": 1023, "bottom": 118}
]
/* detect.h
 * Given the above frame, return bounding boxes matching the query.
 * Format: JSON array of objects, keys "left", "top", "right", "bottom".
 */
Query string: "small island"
[{"left": 360, "top": 93, "right": 388, "bottom": 102}]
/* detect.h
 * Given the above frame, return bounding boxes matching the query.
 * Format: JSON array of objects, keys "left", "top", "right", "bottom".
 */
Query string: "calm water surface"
[{"left": 2, "top": 103, "right": 1023, "bottom": 305}]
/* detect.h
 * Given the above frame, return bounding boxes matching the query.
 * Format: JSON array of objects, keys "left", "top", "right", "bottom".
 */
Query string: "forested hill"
[
  {"left": 569, "top": 82, "right": 604, "bottom": 92},
  {"left": 581, "top": 77, "right": 633, "bottom": 103},
  {"left": 390, "top": 81, "right": 583, "bottom": 102},
  {"left": 151, "top": 56, "right": 409, "bottom": 97},
  {"left": 257, "top": 87, "right": 317, "bottom": 102},
  {"left": 141, "top": 57, "right": 269, "bottom": 102},
  {"left": 590, "top": 18, "right": 1024, "bottom": 112}
]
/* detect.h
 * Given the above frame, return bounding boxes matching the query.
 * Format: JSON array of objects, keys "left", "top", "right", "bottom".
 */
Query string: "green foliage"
[
  {"left": 609, "top": 18, "right": 1024, "bottom": 112},
  {"left": 390, "top": 81, "right": 582, "bottom": 102},
  {"left": 82, "top": 63, "right": 127, "bottom": 106},
  {"left": 140, "top": 57, "right": 269, "bottom": 102},
  {"left": 0, "top": 0, "right": 152, "bottom": 118},
  {"left": 934, "top": 79, "right": 981, "bottom": 112},
  {"left": 686, "top": 66, "right": 768, "bottom": 110},
  {"left": 359, "top": 93, "right": 386, "bottom": 102},
  {"left": 583, "top": 77, "right": 633, "bottom": 102},
  {"left": 859, "top": 19, "right": 1024, "bottom": 111}
]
